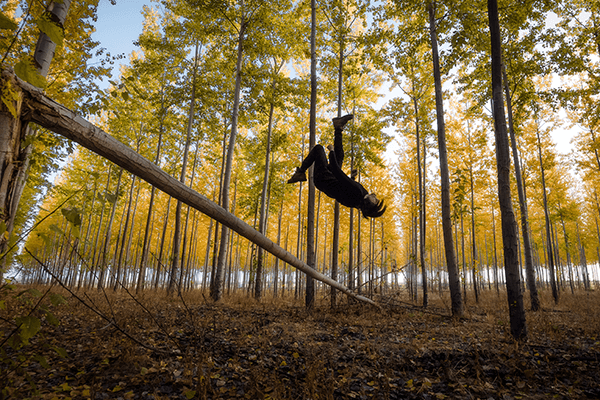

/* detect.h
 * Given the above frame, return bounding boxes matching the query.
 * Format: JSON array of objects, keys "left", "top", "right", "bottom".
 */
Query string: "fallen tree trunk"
[{"left": 7, "top": 69, "right": 379, "bottom": 308}]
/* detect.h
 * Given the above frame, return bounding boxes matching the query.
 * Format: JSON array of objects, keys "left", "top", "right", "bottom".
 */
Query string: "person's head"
[{"left": 361, "top": 194, "right": 386, "bottom": 218}]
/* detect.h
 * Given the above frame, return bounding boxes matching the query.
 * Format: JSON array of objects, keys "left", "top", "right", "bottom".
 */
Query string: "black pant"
[{"left": 299, "top": 127, "right": 344, "bottom": 175}]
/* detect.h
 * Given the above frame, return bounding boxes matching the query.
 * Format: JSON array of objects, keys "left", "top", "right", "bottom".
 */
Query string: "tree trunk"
[
  {"left": 168, "top": 43, "right": 199, "bottom": 296},
  {"left": 137, "top": 82, "right": 169, "bottom": 293},
  {"left": 488, "top": 0, "right": 527, "bottom": 339},
  {"left": 427, "top": 0, "right": 463, "bottom": 317},
  {"left": 154, "top": 196, "right": 172, "bottom": 289},
  {"left": 305, "top": 0, "right": 318, "bottom": 309},
  {"left": 98, "top": 168, "right": 123, "bottom": 290},
  {"left": 211, "top": 14, "right": 247, "bottom": 301},
  {"left": 413, "top": 83, "right": 427, "bottom": 307},
  {"left": 535, "top": 128, "right": 559, "bottom": 303},
  {"left": 113, "top": 173, "right": 137, "bottom": 291},
  {"left": 503, "top": 66, "right": 540, "bottom": 311},
  {"left": 255, "top": 83, "right": 276, "bottom": 299}
]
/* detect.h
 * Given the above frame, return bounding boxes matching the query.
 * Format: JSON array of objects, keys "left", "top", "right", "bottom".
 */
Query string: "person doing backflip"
[{"left": 287, "top": 114, "right": 386, "bottom": 218}]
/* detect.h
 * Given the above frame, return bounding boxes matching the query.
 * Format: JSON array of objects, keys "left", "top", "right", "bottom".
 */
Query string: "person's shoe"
[
  {"left": 287, "top": 167, "right": 306, "bottom": 183},
  {"left": 332, "top": 114, "right": 354, "bottom": 130}
]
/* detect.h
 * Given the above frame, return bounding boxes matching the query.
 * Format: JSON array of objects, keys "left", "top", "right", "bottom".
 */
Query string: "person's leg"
[
  {"left": 287, "top": 145, "right": 327, "bottom": 183},
  {"left": 331, "top": 114, "right": 353, "bottom": 168},
  {"left": 300, "top": 144, "right": 327, "bottom": 172}
]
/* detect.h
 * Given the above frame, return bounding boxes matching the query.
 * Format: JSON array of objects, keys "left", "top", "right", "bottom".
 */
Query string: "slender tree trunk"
[
  {"left": 255, "top": 81, "right": 276, "bottom": 299},
  {"left": 503, "top": 67, "right": 540, "bottom": 311},
  {"left": 274, "top": 202, "right": 283, "bottom": 297},
  {"left": 535, "top": 128, "right": 559, "bottom": 303},
  {"left": 154, "top": 196, "right": 172, "bottom": 289},
  {"left": 79, "top": 177, "right": 98, "bottom": 290},
  {"left": 113, "top": 173, "right": 137, "bottom": 291},
  {"left": 212, "top": 17, "right": 247, "bottom": 301},
  {"left": 88, "top": 164, "right": 112, "bottom": 288},
  {"left": 98, "top": 168, "right": 123, "bottom": 290},
  {"left": 576, "top": 221, "right": 590, "bottom": 290},
  {"left": 428, "top": 0, "right": 463, "bottom": 317},
  {"left": 137, "top": 83, "right": 169, "bottom": 293},
  {"left": 305, "top": 0, "right": 317, "bottom": 309},
  {"left": 412, "top": 79, "right": 428, "bottom": 307},
  {"left": 488, "top": 0, "right": 527, "bottom": 339},
  {"left": 557, "top": 203, "right": 575, "bottom": 295},
  {"left": 168, "top": 43, "right": 199, "bottom": 296}
]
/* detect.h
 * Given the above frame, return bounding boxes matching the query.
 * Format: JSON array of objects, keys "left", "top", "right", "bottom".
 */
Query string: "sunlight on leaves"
[
  {"left": 14, "top": 58, "right": 47, "bottom": 89},
  {"left": 0, "top": 80, "right": 20, "bottom": 118},
  {"left": 0, "top": 11, "right": 17, "bottom": 30},
  {"left": 36, "top": 11, "right": 65, "bottom": 46}
]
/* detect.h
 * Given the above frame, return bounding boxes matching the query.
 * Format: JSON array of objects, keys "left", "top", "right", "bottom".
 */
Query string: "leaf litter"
[{"left": 1, "top": 288, "right": 599, "bottom": 399}]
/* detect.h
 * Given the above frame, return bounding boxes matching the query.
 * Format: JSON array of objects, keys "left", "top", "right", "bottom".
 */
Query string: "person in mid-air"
[{"left": 287, "top": 114, "right": 386, "bottom": 218}]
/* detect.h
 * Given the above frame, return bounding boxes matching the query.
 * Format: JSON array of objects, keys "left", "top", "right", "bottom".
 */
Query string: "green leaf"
[
  {"left": 16, "top": 316, "right": 41, "bottom": 343},
  {"left": 105, "top": 192, "right": 117, "bottom": 204},
  {"left": 0, "top": 12, "right": 18, "bottom": 30},
  {"left": 61, "top": 207, "right": 82, "bottom": 227},
  {"left": 35, "top": 354, "right": 50, "bottom": 369},
  {"left": 49, "top": 224, "right": 64, "bottom": 235},
  {"left": 36, "top": 11, "right": 64, "bottom": 46},
  {"left": 53, "top": 345, "right": 68, "bottom": 358},
  {"left": 185, "top": 390, "right": 197, "bottom": 399},
  {"left": 50, "top": 293, "right": 67, "bottom": 307},
  {"left": 46, "top": 311, "right": 60, "bottom": 326},
  {"left": 14, "top": 58, "right": 47, "bottom": 89},
  {"left": 27, "top": 288, "right": 43, "bottom": 298}
]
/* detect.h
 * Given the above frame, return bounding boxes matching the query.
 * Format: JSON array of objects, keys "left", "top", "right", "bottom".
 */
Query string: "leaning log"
[{"left": 6, "top": 69, "right": 379, "bottom": 308}]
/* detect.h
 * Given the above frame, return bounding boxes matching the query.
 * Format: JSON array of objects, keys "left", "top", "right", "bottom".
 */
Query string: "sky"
[{"left": 92, "top": 0, "right": 148, "bottom": 86}]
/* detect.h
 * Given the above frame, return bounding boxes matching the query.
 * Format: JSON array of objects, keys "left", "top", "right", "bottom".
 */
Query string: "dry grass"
[{"left": 1, "top": 286, "right": 599, "bottom": 399}]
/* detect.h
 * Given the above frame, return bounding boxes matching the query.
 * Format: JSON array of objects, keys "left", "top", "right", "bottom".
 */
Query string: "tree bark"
[
  {"left": 488, "top": 0, "right": 527, "bottom": 339},
  {"left": 305, "top": 0, "right": 317, "bottom": 309},
  {"left": 168, "top": 43, "right": 199, "bottom": 296},
  {"left": 255, "top": 81, "right": 276, "bottom": 299},
  {"left": 502, "top": 66, "right": 540, "bottom": 311},
  {"left": 211, "top": 15, "right": 247, "bottom": 301},
  {"left": 535, "top": 128, "right": 559, "bottom": 303},
  {"left": 427, "top": 1, "right": 463, "bottom": 317}
]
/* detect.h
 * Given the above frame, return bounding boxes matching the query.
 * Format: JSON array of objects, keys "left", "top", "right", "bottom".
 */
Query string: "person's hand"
[{"left": 327, "top": 144, "right": 334, "bottom": 152}]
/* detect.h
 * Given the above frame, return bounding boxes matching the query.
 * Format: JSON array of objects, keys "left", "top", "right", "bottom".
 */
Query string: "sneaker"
[
  {"left": 287, "top": 167, "right": 307, "bottom": 183},
  {"left": 332, "top": 114, "right": 354, "bottom": 130}
]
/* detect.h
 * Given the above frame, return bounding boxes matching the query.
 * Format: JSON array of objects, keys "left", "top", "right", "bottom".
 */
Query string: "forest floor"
[{"left": 1, "top": 285, "right": 599, "bottom": 400}]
